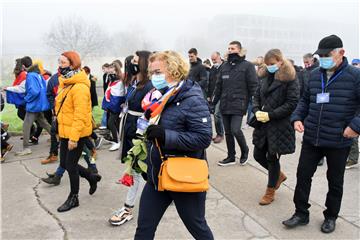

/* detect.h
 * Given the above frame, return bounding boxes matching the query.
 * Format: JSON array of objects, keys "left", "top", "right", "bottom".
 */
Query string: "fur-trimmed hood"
[{"left": 257, "top": 60, "right": 296, "bottom": 82}]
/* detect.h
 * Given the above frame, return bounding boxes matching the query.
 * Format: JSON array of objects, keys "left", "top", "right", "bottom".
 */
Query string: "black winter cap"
[{"left": 314, "top": 35, "right": 343, "bottom": 55}]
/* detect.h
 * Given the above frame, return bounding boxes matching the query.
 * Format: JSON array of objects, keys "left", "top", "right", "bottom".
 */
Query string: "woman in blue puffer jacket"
[{"left": 134, "top": 51, "right": 214, "bottom": 240}]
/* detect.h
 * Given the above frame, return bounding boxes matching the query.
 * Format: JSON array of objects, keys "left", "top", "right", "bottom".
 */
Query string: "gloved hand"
[
  {"left": 144, "top": 109, "right": 152, "bottom": 120},
  {"left": 255, "top": 111, "right": 270, "bottom": 123},
  {"left": 146, "top": 125, "right": 165, "bottom": 143}
]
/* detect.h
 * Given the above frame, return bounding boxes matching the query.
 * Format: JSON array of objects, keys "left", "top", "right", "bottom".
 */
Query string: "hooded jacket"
[
  {"left": 252, "top": 60, "right": 300, "bottom": 155},
  {"left": 55, "top": 70, "right": 92, "bottom": 142},
  {"left": 24, "top": 65, "right": 50, "bottom": 112},
  {"left": 213, "top": 49, "right": 258, "bottom": 115}
]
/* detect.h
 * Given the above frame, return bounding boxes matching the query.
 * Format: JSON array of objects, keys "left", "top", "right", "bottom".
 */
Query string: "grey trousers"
[
  {"left": 348, "top": 137, "right": 359, "bottom": 163},
  {"left": 23, "top": 112, "right": 51, "bottom": 148}
]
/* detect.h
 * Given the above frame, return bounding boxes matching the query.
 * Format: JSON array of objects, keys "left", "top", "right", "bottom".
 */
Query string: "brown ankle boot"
[
  {"left": 275, "top": 171, "right": 287, "bottom": 190},
  {"left": 259, "top": 187, "right": 275, "bottom": 205},
  {"left": 41, "top": 154, "right": 58, "bottom": 164}
]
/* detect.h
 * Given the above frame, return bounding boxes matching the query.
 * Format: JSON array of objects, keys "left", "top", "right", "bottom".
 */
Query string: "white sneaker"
[
  {"left": 109, "top": 142, "right": 120, "bottom": 151},
  {"left": 109, "top": 207, "right": 133, "bottom": 226},
  {"left": 99, "top": 126, "right": 107, "bottom": 130},
  {"left": 15, "top": 148, "right": 32, "bottom": 156}
]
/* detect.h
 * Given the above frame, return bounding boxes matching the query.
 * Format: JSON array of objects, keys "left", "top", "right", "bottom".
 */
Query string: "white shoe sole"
[
  {"left": 109, "top": 214, "right": 133, "bottom": 226},
  {"left": 240, "top": 159, "right": 249, "bottom": 166},
  {"left": 217, "top": 161, "right": 236, "bottom": 166}
]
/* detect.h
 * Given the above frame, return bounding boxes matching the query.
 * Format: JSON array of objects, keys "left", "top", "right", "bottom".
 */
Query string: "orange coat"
[{"left": 55, "top": 70, "right": 92, "bottom": 142}]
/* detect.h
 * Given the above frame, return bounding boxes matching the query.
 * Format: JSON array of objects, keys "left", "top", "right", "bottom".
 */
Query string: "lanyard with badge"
[{"left": 316, "top": 70, "right": 343, "bottom": 104}]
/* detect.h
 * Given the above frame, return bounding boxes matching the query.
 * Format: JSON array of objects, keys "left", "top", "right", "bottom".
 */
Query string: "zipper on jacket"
[
  {"left": 315, "top": 104, "right": 324, "bottom": 146},
  {"left": 149, "top": 143, "right": 157, "bottom": 190}
]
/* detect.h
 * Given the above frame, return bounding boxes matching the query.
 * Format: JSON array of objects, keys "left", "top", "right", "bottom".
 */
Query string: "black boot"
[
  {"left": 57, "top": 194, "right": 79, "bottom": 212},
  {"left": 41, "top": 175, "right": 61, "bottom": 186},
  {"left": 89, "top": 174, "right": 102, "bottom": 195},
  {"left": 240, "top": 146, "right": 249, "bottom": 165}
]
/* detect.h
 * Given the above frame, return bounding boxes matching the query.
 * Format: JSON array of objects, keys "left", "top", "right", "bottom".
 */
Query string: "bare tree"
[
  {"left": 109, "top": 24, "right": 157, "bottom": 56},
  {"left": 44, "top": 16, "right": 109, "bottom": 59}
]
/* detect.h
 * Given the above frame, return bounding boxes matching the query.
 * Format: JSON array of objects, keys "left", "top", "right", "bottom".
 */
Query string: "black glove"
[
  {"left": 146, "top": 125, "right": 165, "bottom": 143},
  {"left": 144, "top": 109, "right": 152, "bottom": 120}
]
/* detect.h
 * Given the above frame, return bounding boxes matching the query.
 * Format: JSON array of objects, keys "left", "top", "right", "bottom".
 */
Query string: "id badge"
[{"left": 316, "top": 93, "right": 330, "bottom": 104}]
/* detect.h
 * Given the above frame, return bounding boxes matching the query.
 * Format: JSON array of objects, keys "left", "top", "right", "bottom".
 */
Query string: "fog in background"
[{"left": 1, "top": 0, "right": 359, "bottom": 81}]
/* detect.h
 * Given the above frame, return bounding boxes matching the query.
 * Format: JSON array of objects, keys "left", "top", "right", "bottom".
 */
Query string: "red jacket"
[{"left": 12, "top": 71, "right": 27, "bottom": 86}]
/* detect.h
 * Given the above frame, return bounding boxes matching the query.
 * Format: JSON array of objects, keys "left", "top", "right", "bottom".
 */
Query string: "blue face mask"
[
  {"left": 266, "top": 64, "right": 279, "bottom": 73},
  {"left": 319, "top": 57, "right": 336, "bottom": 69},
  {"left": 151, "top": 74, "right": 169, "bottom": 90}
]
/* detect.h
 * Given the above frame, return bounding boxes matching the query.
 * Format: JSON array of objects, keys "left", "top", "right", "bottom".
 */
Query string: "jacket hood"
[
  {"left": 258, "top": 59, "right": 296, "bottom": 82},
  {"left": 59, "top": 70, "right": 90, "bottom": 88},
  {"left": 27, "top": 64, "right": 41, "bottom": 74}
]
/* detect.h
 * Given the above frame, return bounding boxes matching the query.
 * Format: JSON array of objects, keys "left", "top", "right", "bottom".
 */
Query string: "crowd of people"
[{"left": 1, "top": 34, "right": 360, "bottom": 238}]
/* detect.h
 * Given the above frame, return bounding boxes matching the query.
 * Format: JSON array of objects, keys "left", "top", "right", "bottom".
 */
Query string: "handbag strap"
[
  {"left": 155, "top": 139, "right": 165, "bottom": 162},
  {"left": 55, "top": 85, "right": 74, "bottom": 117}
]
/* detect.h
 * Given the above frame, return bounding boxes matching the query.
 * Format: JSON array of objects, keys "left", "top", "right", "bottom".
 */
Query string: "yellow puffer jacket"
[{"left": 55, "top": 70, "right": 92, "bottom": 142}]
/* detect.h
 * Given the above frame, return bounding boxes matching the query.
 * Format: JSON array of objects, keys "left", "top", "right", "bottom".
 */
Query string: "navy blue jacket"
[
  {"left": 291, "top": 57, "right": 360, "bottom": 148},
  {"left": 46, "top": 73, "right": 59, "bottom": 110},
  {"left": 145, "top": 80, "right": 212, "bottom": 189}
]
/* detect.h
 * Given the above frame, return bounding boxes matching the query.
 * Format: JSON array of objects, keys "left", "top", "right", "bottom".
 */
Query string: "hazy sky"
[{"left": 1, "top": 0, "right": 359, "bottom": 58}]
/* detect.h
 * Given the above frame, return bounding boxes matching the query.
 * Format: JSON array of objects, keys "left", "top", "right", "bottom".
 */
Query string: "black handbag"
[
  {"left": 53, "top": 85, "right": 74, "bottom": 133},
  {"left": 247, "top": 115, "right": 262, "bottom": 129}
]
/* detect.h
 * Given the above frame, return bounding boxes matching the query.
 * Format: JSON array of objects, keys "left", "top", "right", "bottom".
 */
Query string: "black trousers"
[
  {"left": 59, "top": 138, "right": 93, "bottom": 195},
  {"left": 49, "top": 120, "right": 59, "bottom": 155},
  {"left": 253, "top": 141, "right": 280, "bottom": 188},
  {"left": 107, "top": 112, "right": 120, "bottom": 143},
  {"left": 222, "top": 114, "right": 248, "bottom": 158},
  {"left": 135, "top": 183, "right": 214, "bottom": 240},
  {"left": 294, "top": 140, "right": 350, "bottom": 220}
]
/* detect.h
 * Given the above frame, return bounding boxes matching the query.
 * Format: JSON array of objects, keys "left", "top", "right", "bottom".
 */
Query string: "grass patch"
[{"left": 1, "top": 98, "right": 105, "bottom": 133}]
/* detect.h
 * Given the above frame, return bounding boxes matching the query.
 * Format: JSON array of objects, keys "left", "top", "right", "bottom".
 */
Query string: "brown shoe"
[
  {"left": 259, "top": 187, "right": 275, "bottom": 205},
  {"left": 275, "top": 171, "right": 287, "bottom": 190},
  {"left": 41, "top": 154, "right": 58, "bottom": 164},
  {"left": 213, "top": 135, "right": 224, "bottom": 144}
]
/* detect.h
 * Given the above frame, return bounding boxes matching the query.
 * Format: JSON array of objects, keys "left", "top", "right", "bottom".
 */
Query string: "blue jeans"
[
  {"left": 101, "top": 111, "right": 107, "bottom": 127},
  {"left": 214, "top": 101, "right": 224, "bottom": 136}
]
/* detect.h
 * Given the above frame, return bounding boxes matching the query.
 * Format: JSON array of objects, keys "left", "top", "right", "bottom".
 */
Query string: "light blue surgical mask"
[
  {"left": 266, "top": 64, "right": 279, "bottom": 73},
  {"left": 319, "top": 57, "right": 336, "bottom": 69},
  {"left": 151, "top": 74, "right": 169, "bottom": 90}
]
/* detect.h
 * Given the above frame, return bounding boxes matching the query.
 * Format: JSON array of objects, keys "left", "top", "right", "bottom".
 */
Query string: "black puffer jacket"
[
  {"left": 252, "top": 61, "right": 300, "bottom": 155},
  {"left": 188, "top": 58, "right": 208, "bottom": 96},
  {"left": 213, "top": 54, "right": 258, "bottom": 115},
  {"left": 298, "top": 60, "right": 319, "bottom": 97}
]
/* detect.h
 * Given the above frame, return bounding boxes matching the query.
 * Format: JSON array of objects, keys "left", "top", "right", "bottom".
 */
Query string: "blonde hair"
[
  {"left": 149, "top": 51, "right": 189, "bottom": 82},
  {"left": 264, "top": 49, "right": 285, "bottom": 65}
]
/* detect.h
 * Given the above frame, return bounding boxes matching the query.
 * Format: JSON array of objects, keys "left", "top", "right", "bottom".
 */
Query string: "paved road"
[{"left": 1, "top": 127, "right": 359, "bottom": 239}]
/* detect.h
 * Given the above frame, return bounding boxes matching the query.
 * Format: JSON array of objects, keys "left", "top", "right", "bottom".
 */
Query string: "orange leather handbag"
[{"left": 156, "top": 140, "right": 209, "bottom": 192}]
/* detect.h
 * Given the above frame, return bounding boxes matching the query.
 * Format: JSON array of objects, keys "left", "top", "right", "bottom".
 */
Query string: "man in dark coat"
[
  {"left": 208, "top": 52, "right": 224, "bottom": 143},
  {"left": 188, "top": 48, "right": 208, "bottom": 97},
  {"left": 283, "top": 35, "right": 360, "bottom": 234},
  {"left": 212, "top": 41, "right": 258, "bottom": 166}
]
